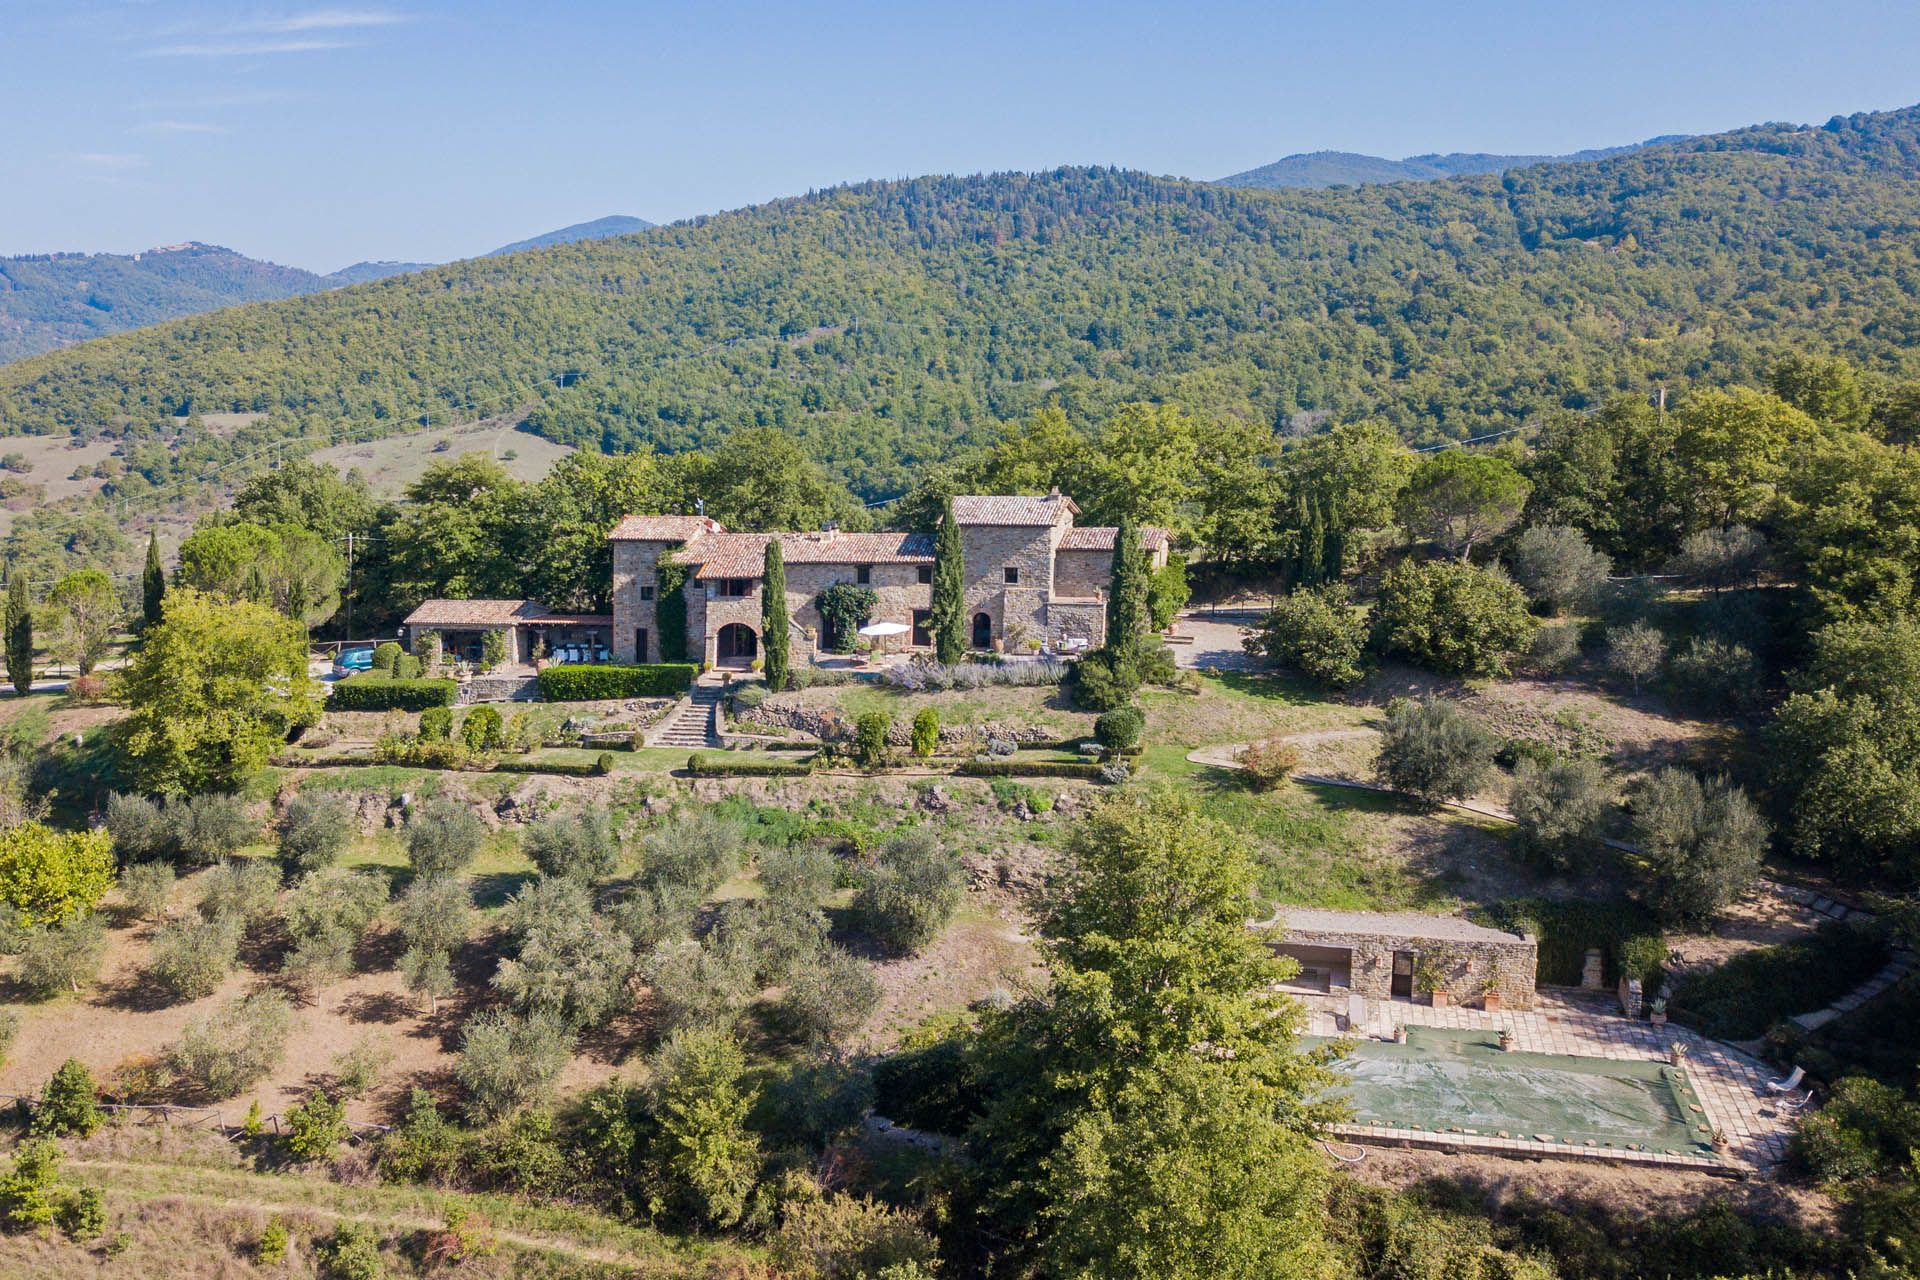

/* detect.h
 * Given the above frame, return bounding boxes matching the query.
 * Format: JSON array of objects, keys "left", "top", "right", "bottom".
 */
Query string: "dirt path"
[{"left": 1185, "top": 725, "right": 1378, "bottom": 770}]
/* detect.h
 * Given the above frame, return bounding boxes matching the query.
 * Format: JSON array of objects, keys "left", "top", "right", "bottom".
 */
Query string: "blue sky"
[{"left": 6, "top": 0, "right": 1920, "bottom": 272}]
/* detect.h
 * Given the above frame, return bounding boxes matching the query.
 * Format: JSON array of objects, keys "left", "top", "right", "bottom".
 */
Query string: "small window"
[
  {"left": 916, "top": 564, "right": 933, "bottom": 585},
  {"left": 719, "top": 578, "right": 753, "bottom": 598},
  {"left": 640, "top": 584, "right": 655, "bottom": 602},
  {"left": 856, "top": 564, "right": 872, "bottom": 585},
  {"left": 1004, "top": 566, "right": 1020, "bottom": 585}
]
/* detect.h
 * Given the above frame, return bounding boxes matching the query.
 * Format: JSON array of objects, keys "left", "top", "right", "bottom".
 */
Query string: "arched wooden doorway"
[
  {"left": 971, "top": 612, "right": 993, "bottom": 650},
  {"left": 716, "top": 622, "right": 758, "bottom": 666}
]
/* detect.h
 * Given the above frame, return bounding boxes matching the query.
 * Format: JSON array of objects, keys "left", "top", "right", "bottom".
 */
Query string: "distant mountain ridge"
[
  {"left": 1216, "top": 136, "right": 1690, "bottom": 189},
  {"left": 0, "top": 215, "right": 654, "bottom": 364},
  {"left": 485, "top": 215, "right": 654, "bottom": 257}
]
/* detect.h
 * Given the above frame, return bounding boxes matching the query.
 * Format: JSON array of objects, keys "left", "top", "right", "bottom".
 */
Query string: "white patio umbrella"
[{"left": 857, "top": 620, "right": 912, "bottom": 655}]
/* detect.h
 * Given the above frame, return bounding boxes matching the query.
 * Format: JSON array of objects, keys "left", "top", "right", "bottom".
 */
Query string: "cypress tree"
[
  {"left": 1323, "top": 497, "right": 1346, "bottom": 582},
  {"left": 762, "top": 537, "right": 790, "bottom": 692},
  {"left": 929, "top": 496, "right": 966, "bottom": 664},
  {"left": 656, "top": 563, "right": 689, "bottom": 662},
  {"left": 1105, "top": 516, "right": 1148, "bottom": 655},
  {"left": 5, "top": 572, "right": 31, "bottom": 695},
  {"left": 1299, "top": 496, "right": 1325, "bottom": 588},
  {"left": 142, "top": 531, "right": 166, "bottom": 630}
]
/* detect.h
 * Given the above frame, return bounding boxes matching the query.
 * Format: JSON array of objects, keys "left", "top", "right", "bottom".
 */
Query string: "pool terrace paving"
[{"left": 1302, "top": 988, "right": 1795, "bottom": 1173}]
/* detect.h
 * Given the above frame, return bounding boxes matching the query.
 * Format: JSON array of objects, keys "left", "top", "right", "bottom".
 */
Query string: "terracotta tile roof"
[
  {"left": 402, "top": 600, "right": 613, "bottom": 628},
  {"left": 1057, "top": 525, "right": 1171, "bottom": 552},
  {"left": 607, "top": 514, "right": 726, "bottom": 542},
  {"left": 402, "top": 599, "right": 547, "bottom": 627},
  {"left": 677, "top": 531, "right": 935, "bottom": 580},
  {"left": 950, "top": 493, "right": 1078, "bottom": 526}
]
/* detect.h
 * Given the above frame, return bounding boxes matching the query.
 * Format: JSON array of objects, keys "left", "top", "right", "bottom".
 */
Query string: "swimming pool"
[{"left": 1311, "top": 1028, "right": 1718, "bottom": 1158}]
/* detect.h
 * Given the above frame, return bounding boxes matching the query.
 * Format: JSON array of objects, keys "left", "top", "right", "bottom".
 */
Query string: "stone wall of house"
[
  {"left": 1044, "top": 599, "right": 1106, "bottom": 648},
  {"left": 958, "top": 523, "right": 1059, "bottom": 645},
  {"left": 1054, "top": 549, "right": 1114, "bottom": 600},
  {"left": 1274, "top": 926, "right": 1538, "bottom": 1009},
  {"left": 782, "top": 562, "right": 929, "bottom": 655},
  {"left": 611, "top": 538, "right": 668, "bottom": 663}
]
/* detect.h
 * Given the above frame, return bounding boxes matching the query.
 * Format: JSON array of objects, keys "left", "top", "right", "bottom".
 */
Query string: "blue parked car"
[{"left": 333, "top": 647, "right": 375, "bottom": 675}]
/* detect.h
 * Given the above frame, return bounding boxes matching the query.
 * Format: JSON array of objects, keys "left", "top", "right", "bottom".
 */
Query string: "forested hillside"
[{"left": 5, "top": 105, "right": 1920, "bottom": 506}]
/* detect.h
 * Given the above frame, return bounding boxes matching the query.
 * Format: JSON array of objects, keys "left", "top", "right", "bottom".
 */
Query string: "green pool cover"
[{"left": 1308, "top": 1028, "right": 1718, "bottom": 1158}]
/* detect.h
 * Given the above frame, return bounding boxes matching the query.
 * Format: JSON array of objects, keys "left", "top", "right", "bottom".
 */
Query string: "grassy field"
[{"left": 310, "top": 416, "right": 574, "bottom": 499}]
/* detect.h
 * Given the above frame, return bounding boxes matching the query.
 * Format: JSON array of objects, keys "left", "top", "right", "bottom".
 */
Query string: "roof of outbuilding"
[
  {"left": 950, "top": 493, "right": 1078, "bottom": 526},
  {"left": 402, "top": 599, "right": 548, "bottom": 627},
  {"left": 676, "top": 531, "right": 936, "bottom": 580},
  {"left": 400, "top": 600, "right": 614, "bottom": 628},
  {"left": 607, "top": 514, "right": 726, "bottom": 542},
  {"left": 1273, "top": 908, "right": 1532, "bottom": 945},
  {"left": 1057, "top": 525, "right": 1171, "bottom": 552}
]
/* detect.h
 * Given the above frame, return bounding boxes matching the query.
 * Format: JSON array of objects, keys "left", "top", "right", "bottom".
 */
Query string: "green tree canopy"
[{"left": 1398, "top": 450, "right": 1532, "bottom": 560}]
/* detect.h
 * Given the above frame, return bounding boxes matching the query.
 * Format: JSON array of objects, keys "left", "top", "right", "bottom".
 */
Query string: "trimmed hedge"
[
  {"left": 957, "top": 760, "right": 1109, "bottom": 780},
  {"left": 537, "top": 663, "right": 697, "bottom": 701},
  {"left": 329, "top": 674, "right": 458, "bottom": 711},
  {"left": 1472, "top": 897, "right": 1667, "bottom": 991},
  {"left": 687, "top": 753, "right": 815, "bottom": 777},
  {"left": 493, "top": 754, "right": 615, "bottom": 778},
  {"left": 1672, "top": 918, "right": 1890, "bottom": 1040}
]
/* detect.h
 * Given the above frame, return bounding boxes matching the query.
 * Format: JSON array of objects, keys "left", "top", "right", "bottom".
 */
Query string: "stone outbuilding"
[
  {"left": 399, "top": 599, "right": 613, "bottom": 667},
  {"left": 608, "top": 491, "right": 1169, "bottom": 667},
  {"left": 1261, "top": 908, "right": 1538, "bottom": 1009}
]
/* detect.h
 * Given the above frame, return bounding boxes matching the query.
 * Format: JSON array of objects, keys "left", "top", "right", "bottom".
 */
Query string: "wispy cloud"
[
  {"left": 74, "top": 152, "right": 150, "bottom": 171},
  {"left": 138, "top": 119, "right": 232, "bottom": 134},
  {"left": 252, "top": 9, "right": 406, "bottom": 32},
  {"left": 141, "top": 37, "right": 351, "bottom": 57}
]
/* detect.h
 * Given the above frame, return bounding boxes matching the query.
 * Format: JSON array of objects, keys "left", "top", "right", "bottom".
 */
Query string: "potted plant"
[
  {"left": 1648, "top": 996, "right": 1668, "bottom": 1027},
  {"left": 1412, "top": 946, "right": 1460, "bottom": 1008},
  {"left": 1498, "top": 1028, "right": 1515, "bottom": 1052},
  {"left": 1391, "top": 1025, "right": 1407, "bottom": 1045},
  {"left": 1483, "top": 988, "right": 1504, "bottom": 1013},
  {"left": 1668, "top": 1041, "right": 1689, "bottom": 1067},
  {"left": 1711, "top": 1128, "right": 1728, "bottom": 1152}
]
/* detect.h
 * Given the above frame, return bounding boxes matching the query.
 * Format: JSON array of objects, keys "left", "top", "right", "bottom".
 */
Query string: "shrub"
[
  {"left": 418, "top": 705, "right": 453, "bottom": 741},
  {"left": 1097, "top": 761, "right": 1131, "bottom": 785},
  {"left": 0, "top": 1139, "right": 61, "bottom": 1230},
  {"left": 1528, "top": 622, "right": 1582, "bottom": 672},
  {"left": 1673, "top": 918, "right": 1889, "bottom": 1039},
  {"left": 65, "top": 674, "right": 107, "bottom": 704},
  {"left": 595, "top": 751, "right": 614, "bottom": 775},
  {"left": 1245, "top": 584, "right": 1370, "bottom": 688},
  {"left": 1094, "top": 707, "right": 1145, "bottom": 752},
  {"left": 1374, "top": 697, "right": 1494, "bottom": 805},
  {"left": 169, "top": 991, "right": 293, "bottom": 1098},
  {"left": 1508, "top": 525, "right": 1612, "bottom": 614},
  {"left": 771, "top": 1181, "right": 943, "bottom": 1280},
  {"left": 1630, "top": 768, "right": 1767, "bottom": 922},
  {"left": 1668, "top": 636, "right": 1760, "bottom": 714},
  {"left": 18, "top": 913, "right": 108, "bottom": 998},
  {"left": 0, "top": 1010, "right": 17, "bottom": 1067},
  {"left": 109, "top": 792, "right": 259, "bottom": 867},
  {"left": 372, "top": 641, "right": 402, "bottom": 674},
  {"left": 910, "top": 707, "right": 940, "bottom": 758},
  {"left": 879, "top": 658, "right": 1068, "bottom": 692},
  {"left": 1147, "top": 555, "right": 1190, "bottom": 631},
  {"left": 282, "top": 869, "right": 388, "bottom": 989},
  {"left": 276, "top": 790, "right": 353, "bottom": 878},
  {"left": 103, "top": 793, "right": 169, "bottom": 862},
  {"left": 33, "top": 1058, "right": 103, "bottom": 1137},
  {"left": 1605, "top": 621, "right": 1667, "bottom": 694},
  {"left": 641, "top": 810, "right": 746, "bottom": 896},
  {"left": 851, "top": 827, "right": 965, "bottom": 956},
  {"left": 54, "top": 1185, "right": 105, "bottom": 1242},
  {"left": 393, "top": 654, "right": 422, "bottom": 679},
  {"left": 328, "top": 675, "right": 458, "bottom": 712},
  {"left": 479, "top": 629, "right": 507, "bottom": 673},
  {"left": 317, "top": 1222, "right": 386, "bottom": 1280},
  {"left": 779, "top": 945, "right": 882, "bottom": 1047},
  {"left": 461, "top": 705, "right": 503, "bottom": 751},
  {"left": 1508, "top": 757, "right": 1613, "bottom": 870},
  {"left": 198, "top": 857, "right": 280, "bottom": 926},
  {"left": 1372, "top": 559, "right": 1536, "bottom": 677},
  {"left": 536, "top": 664, "right": 697, "bottom": 701},
  {"left": 149, "top": 911, "right": 242, "bottom": 1000},
  {"left": 646, "top": 937, "right": 753, "bottom": 1035},
  {"left": 456, "top": 1010, "right": 572, "bottom": 1121},
  {"left": 406, "top": 797, "right": 483, "bottom": 878},
  {"left": 1791, "top": 1075, "right": 1920, "bottom": 1182},
  {"left": 520, "top": 806, "right": 623, "bottom": 885},
  {"left": 285, "top": 1089, "right": 350, "bottom": 1162},
  {"left": 493, "top": 905, "right": 636, "bottom": 1031},
  {"left": 648, "top": 1027, "right": 763, "bottom": 1230},
  {"left": 331, "top": 1041, "right": 389, "bottom": 1099},
  {"left": 119, "top": 860, "right": 175, "bottom": 921},
  {"left": 956, "top": 760, "right": 1108, "bottom": 780},
  {"left": 1070, "top": 647, "right": 1139, "bottom": 711},
  {"left": 1665, "top": 525, "right": 1770, "bottom": 590},
  {"left": 1236, "top": 738, "right": 1301, "bottom": 789},
  {"left": 256, "top": 1222, "right": 290, "bottom": 1265},
  {"left": 732, "top": 682, "right": 771, "bottom": 711},
  {"left": 854, "top": 712, "right": 892, "bottom": 768},
  {"left": 1473, "top": 897, "right": 1666, "bottom": 990},
  {"left": 377, "top": 1088, "right": 465, "bottom": 1185},
  {"left": 687, "top": 752, "right": 814, "bottom": 777}
]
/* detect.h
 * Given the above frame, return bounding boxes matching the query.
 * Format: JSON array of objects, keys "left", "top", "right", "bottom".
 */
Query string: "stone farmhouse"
[
  {"left": 611, "top": 492, "right": 1168, "bottom": 668},
  {"left": 398, "top": 492, "right": 1168, "bottom": 671}
]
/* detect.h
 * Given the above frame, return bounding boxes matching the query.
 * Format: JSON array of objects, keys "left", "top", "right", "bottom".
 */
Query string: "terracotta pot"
[
  {"left": 1430, "top": 991, "right": 1450, "bottom": 1008},
  {"left": 1483, "top": 991, "right": 1504, "bottom": 1012}
]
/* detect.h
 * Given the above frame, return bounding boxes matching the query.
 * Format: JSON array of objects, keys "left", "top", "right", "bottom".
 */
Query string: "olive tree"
[
  {"left": 1630, "top": 769, "right": 1768, "bottom": 922},
  {"left": 1374, "top": 697, "right": 1494, "bottom": 806}
]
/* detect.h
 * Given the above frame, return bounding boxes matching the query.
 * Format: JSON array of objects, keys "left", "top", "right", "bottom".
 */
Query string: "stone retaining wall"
[{"left": 735, "top": 700, "right": 1064, "bottom": 747}]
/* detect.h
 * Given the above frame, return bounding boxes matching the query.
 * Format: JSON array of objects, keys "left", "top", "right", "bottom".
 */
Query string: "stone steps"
[{"left": 645, "top": 683, "right": 724, "bottom": 750}]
